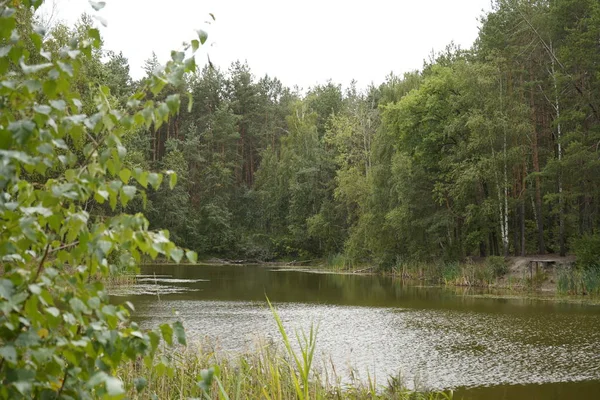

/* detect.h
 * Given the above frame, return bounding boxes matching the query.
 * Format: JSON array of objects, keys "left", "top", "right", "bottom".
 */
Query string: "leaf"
[
  {"left": 105, "top": 376, "right": 125, "bottom": 396},
  {"left": 167, "top": 170, "right": 177, "bottom": 189},
  {"left": 186, "top": 250, "right": 198, "bottom": 263},
  {"left": 0, "top": 279, "right": 14, "bottom": 300},
  {"left": 119, "top": 168, "right": 131, "bottom": 183},
  {"left": 198, "top": 368, "right": 215, "bottom": 392},
  {"left": 49, "top": 99, "right": 66, "bottom": 111},
  {"left": 45, "top": 307, "right": 60, "bottom": 317},
  {"left": 196, "top": 29, "right": 208, "bottom": 45},
  {"left": 89, "top": 1, "right": 106, "bottom": 11},
  {"left": 191, "top": 39, "right": 199, "bottom": 53},
  {"left": 69, "top": 297, "right": 89, "bottom": 314},
  {"left": 133, "top": 377, "right": 147, "bottom": 393},
  {"left": 122, "top": 185, "right": 137, "bottom": 199},
  {"left": 20, "top": 58, "right": 53, "bottom": 74},
  {"left": 34, "top": 104, "right": 51, "bottom": 115},
  {"left": 28, "top": 284, "right": 41, "bottom": 294},
  {"left": 0, "top": 45, "right": 11, "bottom": 57},
  {"left": 22, "top": 206, "right": 52, "bottom": 217},
  {"left": 166, "top": 94, "right": 180, "bottom": 114},
  {"left": 8, "top": 120, "right": 36, "bottom": 145},
  {"left": 173, "top": 321, "right": 186, "bottom": 346},
  {"left": 159, "top": 323, "right": 173, "bottom": 345},
  {"left": 171, "top": 248, "right": 183, "bottom": 263},
  {"left": 0, "top": 345, "right": 17, "bottom": 363},
  {"left": 22, "top": 79, "right": 42, "bottom": 92},
  {"left": 187, "top": 92, "right": 193, "bottom": 113},
  {"left": 93, "top": 14, "right": 108, "bottom": 27},
  {"left": 148, "top": 173, "right": 162, "bottom": 190}
]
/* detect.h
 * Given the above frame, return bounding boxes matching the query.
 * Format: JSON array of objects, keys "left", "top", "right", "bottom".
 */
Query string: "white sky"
[{"left": 38, "top": 0, "right": 493, "bottom": 90}]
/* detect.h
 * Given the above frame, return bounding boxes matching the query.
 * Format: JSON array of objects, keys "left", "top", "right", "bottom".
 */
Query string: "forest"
[
  {"left": 122, "top": 0, "right": 599, "bottom": 267},
  {"left": 6, "top": 0, "right": 600, "bottom": 269}
]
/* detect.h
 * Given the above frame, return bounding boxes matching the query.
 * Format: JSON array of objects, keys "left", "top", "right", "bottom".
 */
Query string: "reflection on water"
[{"left": 113, "top": 264, "right": 600, "bottom": 399}]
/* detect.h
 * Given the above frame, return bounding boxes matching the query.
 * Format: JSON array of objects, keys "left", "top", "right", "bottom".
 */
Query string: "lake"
[{"left": 113, "top": 264, "right": 600, "bottom": 399}]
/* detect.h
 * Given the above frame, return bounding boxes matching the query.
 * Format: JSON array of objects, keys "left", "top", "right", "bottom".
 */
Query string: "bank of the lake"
[{"left": 136, "top": 253, "right": 595, "bottom": 297}]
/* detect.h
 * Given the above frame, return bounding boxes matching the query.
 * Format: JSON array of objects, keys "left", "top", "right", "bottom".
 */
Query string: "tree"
[{"left": 0, "top": 1, "right": 202, "bottom": 397}]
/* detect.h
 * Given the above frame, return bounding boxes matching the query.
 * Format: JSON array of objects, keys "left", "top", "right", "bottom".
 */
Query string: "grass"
[
  {"left": 102, "top": 273, "right": 137, "bottom": 287},
  {"left": 118, "top": 300, "right": 453, "bottom": 400},
  {"left": 557, "top": 266, "right": 600, "bottom": 295},
  {"left": 390, "top": 260, "right": 500, "bottom": 288}
]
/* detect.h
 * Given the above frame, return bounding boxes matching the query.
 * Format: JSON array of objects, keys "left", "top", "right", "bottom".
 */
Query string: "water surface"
[{"left": 114, "top": 264, "right": 600, "bottom": 399}]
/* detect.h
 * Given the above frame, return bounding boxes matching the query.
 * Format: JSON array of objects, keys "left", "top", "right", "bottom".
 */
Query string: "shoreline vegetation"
[
  {"left": 118, "top": 342, "right": 453, "bottom": 400},
  {"left": 131, "top": 254, "right": 600, "bottom": 298},
  {"left": 117, "top": 301, "right": 454, "bottom": 400}
]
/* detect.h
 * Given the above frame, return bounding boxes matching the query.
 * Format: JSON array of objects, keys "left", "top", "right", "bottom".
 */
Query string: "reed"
[{"left": 118, "top": 302, "right": 453, "bottom": 400}]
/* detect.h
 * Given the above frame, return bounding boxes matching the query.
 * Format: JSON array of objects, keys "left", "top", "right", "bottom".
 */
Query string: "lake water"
[{"left": 113, "top": 264, "right": 600, "bottom": 399}]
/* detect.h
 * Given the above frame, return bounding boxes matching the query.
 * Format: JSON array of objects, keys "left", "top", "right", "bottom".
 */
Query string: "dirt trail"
[{"left": 500, "top": 255, "right": 575, "bottom": 291}]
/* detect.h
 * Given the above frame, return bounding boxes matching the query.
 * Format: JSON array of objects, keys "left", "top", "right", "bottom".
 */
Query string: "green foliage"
[
  {"left": 118, "top": 300, "right": 453, "bottom": 400},
  {"left": 0, "top": 1, "right": 202, "bottom": 397},
  {"left": 486, "top": 256, "right": 509, "bottom": 278},
  {"left": 572, "top": 234, "right": 600, "bottom": 270},
  {"left": 557, "top": 266, "right": 600, "bottom": 295},
  {"left": 19, "top": 0, "right": 597, "bottom": 272}
]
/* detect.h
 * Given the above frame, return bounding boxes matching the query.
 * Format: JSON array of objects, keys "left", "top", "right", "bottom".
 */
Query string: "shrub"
[
  {"left": 572, "top": 234, "right": 600, "bottom": 270},
  {"left": 486, "top": 256, "right": 508, "bottom": 278},
  {"left": 0, "top": 1, "right": 205, "bottom": 397}
]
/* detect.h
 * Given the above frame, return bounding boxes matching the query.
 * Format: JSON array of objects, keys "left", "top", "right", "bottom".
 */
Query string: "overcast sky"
[{"left": 38, "top": 0, "right": 493, "bottom": 90}]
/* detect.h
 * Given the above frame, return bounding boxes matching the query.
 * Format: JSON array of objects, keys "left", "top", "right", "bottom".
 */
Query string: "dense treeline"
[{"left": 44, "top": 0, "right": 600, "bottom": 267}]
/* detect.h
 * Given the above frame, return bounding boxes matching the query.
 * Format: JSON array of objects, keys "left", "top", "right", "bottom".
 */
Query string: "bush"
[
  {"left": 572, "top": 234, "right": 600, "bottom": 270},
  {"left": 486, "top": 256, "right": 509, "bottom": 278},
  {"left": 0, "top": 1, "right": 204, "bottom": 397}
]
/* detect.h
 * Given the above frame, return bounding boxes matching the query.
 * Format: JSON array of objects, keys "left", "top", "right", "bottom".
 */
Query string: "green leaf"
[
  {"left": 13, "top": 380, "right": 32, "bottom": 396},
  {"left": 171, "top": 248, "right": 183, "bottom": 263},
  {"left": 167, "top": 170, "right": 177, "bottom": 189},
  {"left": 166, "top": 94, "right": 180, "bottom": 114},
  {"left": 8, "top": 120, "right": 36, "bottom": 145},
  {"left": 69, "top": 297, "right": 89, "bottom": 314},
  {"left": 119, "top": 168, "right": 131, "bottom": 183},
  {"left": 20, "top": 58, "right": 52, "bottom": 74},
  {"left": 0, "top": 345, "right": 17, "bottom": 363},
  {"left": 198, "top": 368, "right": 215, "bottom": 392},
  {"left": 191, "top": 39, "right": 199, "bottom": 53},
  {"left": 187, "top": 92, "right": 193, "bottom": 113},
  {"left": 148, "top": 173, "right": 162, "bottom": 190},
  {"left": 173, "top": 321, "right": 186, "bottom": 346},
  {"left": 45, "top": 307, "right": 60, "bottom": 317},
  {"left": 50, "top": 99, "right": 66, "bottom": 111},
  {"left": 34, "top": 104, "right": 51, "bottom": 115},
  {"left": 122, "top": 185, "right": 136, "bottom": 197},
  {"left": 0, "top": 279, "right": 14, "bottom": 299},
  {"left": 197, "top": 29, "right": 208, "bottom": 45},
  {"left": 134, "top": 377, "right": 147, "bottom": 393},
  {"left": 159, "top": 323, "right": 173, "bottom": 345},
  {"left": 186, "top": 250, "right": 198, "bottom": 263},
  {"left": 0, "top": 45, "right": 12, "bottom": 57}
]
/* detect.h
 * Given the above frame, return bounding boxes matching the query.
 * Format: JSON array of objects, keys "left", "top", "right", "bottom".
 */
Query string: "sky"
[{"left": 37, "top": 0, "right": 494, "bottom": 90}]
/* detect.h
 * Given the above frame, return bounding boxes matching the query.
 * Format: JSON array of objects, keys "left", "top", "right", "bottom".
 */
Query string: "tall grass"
[
  {"left": 326, "top": 253, "right": 354, "bottom": 271},
  {"left": 391, "top": 257, "right": 516, "bottom": 289},
  {"left": 118, "top": 301, "right": 453, "bottom": 400},
  {"left": 557, "top": 266, "right": 600, "bottom": 295}
]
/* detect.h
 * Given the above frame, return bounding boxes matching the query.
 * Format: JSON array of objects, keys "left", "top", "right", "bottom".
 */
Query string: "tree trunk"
[
  {"left": 551, "top": 50, "right": 566, "bottom": 256},
  {"left": 530, "top": 78, "right": 546, "bottom": 254}
]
